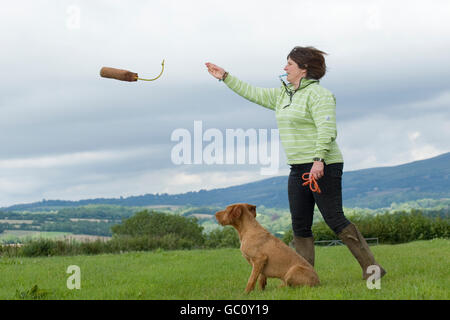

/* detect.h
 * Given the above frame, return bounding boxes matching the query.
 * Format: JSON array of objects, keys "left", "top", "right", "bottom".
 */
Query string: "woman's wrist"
[{"left": 219, "top": 71, "right": 229, "bottom": 82}]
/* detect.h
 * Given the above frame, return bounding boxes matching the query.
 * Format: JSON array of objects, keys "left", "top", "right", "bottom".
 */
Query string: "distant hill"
[
  {"left": 341, "top": 152, "right": 449, "bottom": 208},
  {"left": 2, "top": 152, "right": 449, "bottom": 211}
]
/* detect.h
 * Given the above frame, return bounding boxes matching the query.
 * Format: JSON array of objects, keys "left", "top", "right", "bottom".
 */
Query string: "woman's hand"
[
  {"left": 205, "top": 62, "right": 226, "bottom": 80},
  {"left": 311, "top": 161, "right": 324, "bottom": 180}
]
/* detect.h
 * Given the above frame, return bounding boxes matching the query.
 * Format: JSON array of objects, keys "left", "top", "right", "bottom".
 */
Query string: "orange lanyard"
[{"left": 301, "top": 172, "right": 322, "bottom": 194}]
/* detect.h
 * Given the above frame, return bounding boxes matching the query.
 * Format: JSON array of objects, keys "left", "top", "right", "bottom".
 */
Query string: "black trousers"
[{"left": 288, "top": 162, "right": 350, "bottom": 238}]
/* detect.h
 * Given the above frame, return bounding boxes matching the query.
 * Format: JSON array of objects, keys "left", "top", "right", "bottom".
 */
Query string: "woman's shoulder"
[
  {"left": 307, "top": 82, "right": 336, "bottom": 105},
  {"left": 308, "top": 82, "right": 333, "bottom": 96}
]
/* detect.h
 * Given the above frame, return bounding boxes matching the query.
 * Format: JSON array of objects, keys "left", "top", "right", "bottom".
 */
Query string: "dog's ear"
[
  {"left": 246, "top": 204, "right": 256, "bottom": 218},
  {"left": 229, "top": 205, "right": 243, "bottom": 222}
]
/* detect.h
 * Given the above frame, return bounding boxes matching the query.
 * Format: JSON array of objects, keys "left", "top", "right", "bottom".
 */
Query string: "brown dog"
[{"left": 215, "top": 203, "right": 320, "bottom": 293}]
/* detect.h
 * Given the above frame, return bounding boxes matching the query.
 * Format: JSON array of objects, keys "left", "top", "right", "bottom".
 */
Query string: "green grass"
[{"left": 1, "top": 239, "right": 448, "bottom": 300}]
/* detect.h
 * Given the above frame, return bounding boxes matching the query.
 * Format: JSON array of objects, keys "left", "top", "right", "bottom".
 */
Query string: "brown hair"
[{"left": 287, "top": 46, "right": 328, "bottom": 80}]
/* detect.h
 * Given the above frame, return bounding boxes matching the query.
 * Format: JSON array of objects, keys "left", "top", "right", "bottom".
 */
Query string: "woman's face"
[{"left": 284, "top": 57, "right": 307, "bottom": 84}]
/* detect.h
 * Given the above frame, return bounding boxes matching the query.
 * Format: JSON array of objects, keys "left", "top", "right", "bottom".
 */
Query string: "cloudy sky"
[{"left": 1, "top": 0, "right": 449, "bottom": 207}]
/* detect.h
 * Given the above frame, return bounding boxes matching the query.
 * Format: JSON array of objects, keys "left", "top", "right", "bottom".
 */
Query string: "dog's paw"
[{"left": 258, "top": 278, "right": 267, "bottom": 290}]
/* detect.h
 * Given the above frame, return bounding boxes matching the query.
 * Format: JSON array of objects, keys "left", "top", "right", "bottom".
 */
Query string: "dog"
[{"left": 215, "top": 203, "right": 320, "bottom": 293}]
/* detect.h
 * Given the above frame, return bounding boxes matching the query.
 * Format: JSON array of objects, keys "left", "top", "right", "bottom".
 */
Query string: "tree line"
[{"left": 1, "top": 208, "right": 448, "bottom": 257}]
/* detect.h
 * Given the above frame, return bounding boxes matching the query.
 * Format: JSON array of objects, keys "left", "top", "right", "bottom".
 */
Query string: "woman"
[{"left": 205, "top": 46, "right": 386, "bottom": 280}]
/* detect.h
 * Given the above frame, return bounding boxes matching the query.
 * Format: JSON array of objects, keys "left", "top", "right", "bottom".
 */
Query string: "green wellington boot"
[
  {"left": 292, "top": 236, "right": 315, "bottom": 267},
  {"left": 338, "top": 223, "right": 386, "bottom": 280}
]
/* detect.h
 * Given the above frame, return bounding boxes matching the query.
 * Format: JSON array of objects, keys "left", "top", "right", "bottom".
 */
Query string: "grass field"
[{"left": 1, "top": 239, "right": 448, "bottom": 300}]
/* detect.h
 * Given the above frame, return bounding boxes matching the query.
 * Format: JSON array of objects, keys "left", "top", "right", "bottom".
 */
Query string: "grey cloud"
[{"left": 1, "top": 1, "right": 449, "bottom": 206}]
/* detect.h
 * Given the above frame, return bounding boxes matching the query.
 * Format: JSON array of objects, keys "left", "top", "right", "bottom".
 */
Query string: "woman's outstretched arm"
[{"left": 205, "top": 62, "right": 280, "bottom": 111}]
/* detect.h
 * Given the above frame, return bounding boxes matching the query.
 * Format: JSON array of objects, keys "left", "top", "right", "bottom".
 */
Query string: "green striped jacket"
[{"left": 223, "top": 74, "right": 344, "bottom": 165}]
